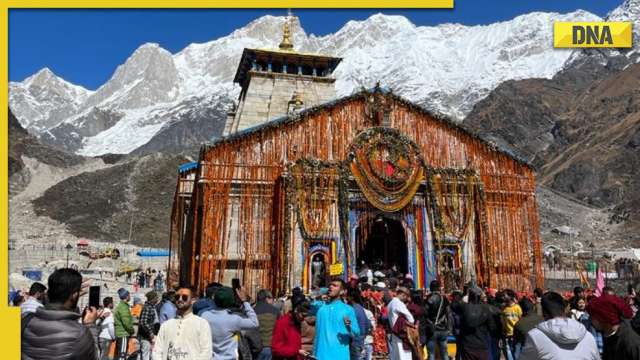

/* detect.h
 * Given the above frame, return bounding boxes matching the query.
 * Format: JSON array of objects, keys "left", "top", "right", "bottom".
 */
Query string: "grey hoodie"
[{"left": 519, "top": 317, "right": 600, "bottom": 360}]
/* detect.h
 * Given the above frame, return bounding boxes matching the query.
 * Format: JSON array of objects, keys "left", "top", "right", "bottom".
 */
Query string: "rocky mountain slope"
[
  {"left": 13, "top": 5, "right": 633, "bottom": 156},
  {"left": 464, "top": 56, "right": 640, "bottom": 248},
  {"left": 31, "top": 152, "right": 189, "bottom": 246},
  {"left": 9, "top": 110, "right": 189, "bottom": 248}
]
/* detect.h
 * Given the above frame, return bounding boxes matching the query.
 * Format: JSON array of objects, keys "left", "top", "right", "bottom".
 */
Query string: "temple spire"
[{"left": 279, "top": 10, "right": 294, "bottom": 51}]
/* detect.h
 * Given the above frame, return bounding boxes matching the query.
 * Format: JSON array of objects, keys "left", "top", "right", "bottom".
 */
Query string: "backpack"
[{"left": 428, "top": 294, "right": 450, "bottom": 332}]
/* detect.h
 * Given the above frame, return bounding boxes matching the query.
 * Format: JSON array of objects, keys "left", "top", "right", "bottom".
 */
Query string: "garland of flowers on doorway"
[
  {"left": 425, "top": 168, "right": 493, "bottom": 287},
  {"left": 430, "top": 169, "right": 477, "bottom": 240},
  {"left": 347, "top": 127, "right": 425, "bottom": 213},
  {"left": 288, "top": 158, "right": 341, "bottom": 240}
]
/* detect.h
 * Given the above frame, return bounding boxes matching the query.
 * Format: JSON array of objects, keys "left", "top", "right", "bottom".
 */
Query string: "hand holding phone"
[{"left": 89, "top": 286, "right": 101, "bottom": 309}]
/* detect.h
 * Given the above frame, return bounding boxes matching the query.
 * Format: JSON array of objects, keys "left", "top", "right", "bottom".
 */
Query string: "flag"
[
  {"left": 595, "top": 263, "right": 605, "bottom": 297},
  {"left": 576, "top": 262, "right": 590, "bottom": 288}
]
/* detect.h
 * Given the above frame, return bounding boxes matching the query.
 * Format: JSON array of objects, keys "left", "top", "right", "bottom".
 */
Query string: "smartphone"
[
  {"left": 89, "top": 286, "right": 101, "bottom": 309},
  {"left": 232, "top": 278, "right": 241, "bottom": 290}
]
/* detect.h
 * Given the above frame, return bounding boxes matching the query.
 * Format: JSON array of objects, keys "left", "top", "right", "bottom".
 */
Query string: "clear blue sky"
[{"left": 9, "top": 1, "right": 622, "bottom": 90}]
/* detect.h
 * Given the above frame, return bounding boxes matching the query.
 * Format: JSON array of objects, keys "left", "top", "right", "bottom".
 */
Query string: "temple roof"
[
  {"left": 205, "top": 87, "right": 534, "bottom": 170},
  {"left": 232, "top": 47, "right": 342, "bottom": 85}
]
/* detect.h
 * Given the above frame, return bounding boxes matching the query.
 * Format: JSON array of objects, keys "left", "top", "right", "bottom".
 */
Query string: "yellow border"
[
  {"left": 0, "top": 2, "right": 452, "bottom": 357},
  {"left": 1, "top": 2, "right": 21, "bottom": 358},
  {"left": 6, "top": 0, "right": 453, "bottom": 8}
]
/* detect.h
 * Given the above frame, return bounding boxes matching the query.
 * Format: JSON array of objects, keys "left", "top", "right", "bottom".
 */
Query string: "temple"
[{"left": 168, "top": 16, "right": 543, "bottom": 295}]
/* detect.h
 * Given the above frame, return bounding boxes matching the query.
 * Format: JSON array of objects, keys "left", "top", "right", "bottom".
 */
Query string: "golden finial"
[
  {"left": 288, "top": 91, "right": 304, "bottom": 113},
  {"left": 293, "top": 91, "right": 303, "bottom": 106},
  {"left": 279, "top": 10, "right": 294, "bottom": 51}
]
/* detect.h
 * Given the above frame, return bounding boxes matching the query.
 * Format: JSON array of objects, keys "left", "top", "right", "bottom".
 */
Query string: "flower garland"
[
  {"left": 288, "top": 159, "right": 341, "bottom": 240},
  {"left": 347, "top": 127, "right": 425, "bottom": 212}
]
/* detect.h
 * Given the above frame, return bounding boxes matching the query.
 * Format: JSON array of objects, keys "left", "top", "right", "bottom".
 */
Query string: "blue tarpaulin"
[
  {"left": 178, "top": 162, "right": 198, "bottom": 173},
  {"left": 22, "top": 269, "right": 43, "bottom": 281},
  {"left": 136, "top": 249, "right": 170, "bottom": 257}
]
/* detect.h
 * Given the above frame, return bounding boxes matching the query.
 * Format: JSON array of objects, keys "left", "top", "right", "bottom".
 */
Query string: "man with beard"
[
  {"left": 152, "top": 286, "right": 212, "bottom": 360},
  {"left": 21, "top": 268, "right": 101, "bottom": 360}
]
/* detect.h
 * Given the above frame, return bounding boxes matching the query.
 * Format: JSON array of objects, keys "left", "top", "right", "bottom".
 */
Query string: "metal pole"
[{"left": 66, "top": 249, "right": 69, "bottom": 268}]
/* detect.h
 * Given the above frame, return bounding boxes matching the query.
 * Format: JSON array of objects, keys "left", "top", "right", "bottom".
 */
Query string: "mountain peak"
[
  {"left": 25, "top": 67, "right": 58, "bottom": 85},
  {"left": 21, "top": 67, "right": 92, "bottom": 95},
  {"left": 608, "top": 0, "right": 640, "bottom": 23}
]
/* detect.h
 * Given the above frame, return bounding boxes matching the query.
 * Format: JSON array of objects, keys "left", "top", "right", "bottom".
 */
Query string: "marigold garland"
[{"left": 348, "top": 127, "right": 425, "bottom": 212}]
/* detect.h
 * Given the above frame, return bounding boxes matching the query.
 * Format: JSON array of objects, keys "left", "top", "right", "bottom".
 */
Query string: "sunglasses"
[{"left": 177, "top": 294, "right": 191, "bottom": 302}]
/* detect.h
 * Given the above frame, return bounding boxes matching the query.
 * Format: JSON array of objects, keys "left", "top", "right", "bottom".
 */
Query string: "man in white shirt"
[
  {"left": 98, "top": 297, "right": 116, "bottom": 360},
  {"left": 387, "top": 287, "right": 415, "bottom": 360},
  {"left": 152, "top": 286, "right": 212, "bottom": 360},
  {"left": 20, "top": 282, "right": 46, "bottom": 316}
]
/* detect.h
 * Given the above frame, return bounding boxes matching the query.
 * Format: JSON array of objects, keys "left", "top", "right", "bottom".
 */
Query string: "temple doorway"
[{"left": 356, "top": 215, "right": 408, "bottom": 275}]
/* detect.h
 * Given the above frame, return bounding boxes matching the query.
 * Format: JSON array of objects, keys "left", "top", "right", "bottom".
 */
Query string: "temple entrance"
[
  {"left": 310, "top": 252, "right": 328, "bottom": 288},
  {"left": 356, "top": 215, "right": 408, "bottom": 275},
  {"left": 437, "top": 245, "right": 462, "bottom": 292}
]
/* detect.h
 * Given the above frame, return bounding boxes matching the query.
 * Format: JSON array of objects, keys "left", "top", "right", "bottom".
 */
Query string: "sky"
[{"left": 9, "top": 0, "right": 623, "bottom": 90}]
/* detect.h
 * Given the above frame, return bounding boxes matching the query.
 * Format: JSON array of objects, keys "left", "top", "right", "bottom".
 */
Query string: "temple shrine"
[{"left": 168, "top": 16, "right": 543, "bottom": 295}]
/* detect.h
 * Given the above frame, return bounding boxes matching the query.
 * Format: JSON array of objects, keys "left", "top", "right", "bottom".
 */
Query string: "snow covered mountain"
[
  {"left": 9, "top": 68, "right": 93, "bottom": 133},
  {"left": 8, "top": 1, "right": 638, "bottom": 156}
]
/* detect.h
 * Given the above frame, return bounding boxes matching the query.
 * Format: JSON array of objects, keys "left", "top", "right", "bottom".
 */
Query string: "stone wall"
[{"left": 226, "top": 72, "right": 336, "bottom": 134}]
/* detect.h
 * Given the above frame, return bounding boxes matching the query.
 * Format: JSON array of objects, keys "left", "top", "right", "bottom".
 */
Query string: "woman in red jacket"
[{"left": 272, "top": 301, "right": 311, "bottom": 360}]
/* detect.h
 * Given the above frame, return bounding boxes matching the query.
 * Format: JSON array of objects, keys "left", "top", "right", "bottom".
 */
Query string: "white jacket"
[
  {"left": 520, "top": 317, "right": 600, "bottom": 360},
  {"left": 98, "top": 309, "right": 115, "bottom": 340}
]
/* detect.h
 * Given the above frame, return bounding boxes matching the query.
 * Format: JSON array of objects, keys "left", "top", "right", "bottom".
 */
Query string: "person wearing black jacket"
[
  {"left": 425, "top": 280, "right": 450, "bottom": 360},
  {"left": 21, "top": 268, "right": 101, "bottom": 360},
  {"left": 452, "top": 288, "right": 495, "bottom": 360}
]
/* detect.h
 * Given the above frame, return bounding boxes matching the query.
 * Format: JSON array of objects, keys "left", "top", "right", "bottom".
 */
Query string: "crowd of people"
[{"left": 16, "top": 265, "right": 640, "bottom": 360}]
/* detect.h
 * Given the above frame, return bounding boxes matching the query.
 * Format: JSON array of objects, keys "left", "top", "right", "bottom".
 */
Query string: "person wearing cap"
[
  {"left": 114, "top": 287, "right": 134, "bottom": 360},
  {"left": 520, "top": 291, "right": 599, "bottom": 360},
  {"left": 201, "top": 286, "right": 259, "bottom": 359},
  {"left": 139, "top": 290, "right": 161, "bottom": 360},
  {"left": 587, "top": 294, "right": 639, "bottom": 360}
]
